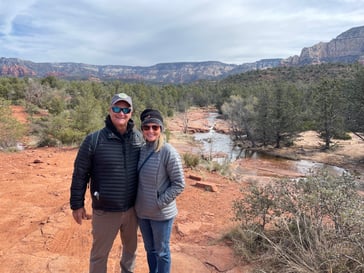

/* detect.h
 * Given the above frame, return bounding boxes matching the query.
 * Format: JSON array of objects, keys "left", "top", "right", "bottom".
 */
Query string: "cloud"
[{"left": 0, "top": 0, "right": 363, "bottom": 66}]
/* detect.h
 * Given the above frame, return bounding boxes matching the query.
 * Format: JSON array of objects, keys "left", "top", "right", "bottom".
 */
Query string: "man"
[{"left": 70, "top": 93, "right": 143, "bottom": 273}]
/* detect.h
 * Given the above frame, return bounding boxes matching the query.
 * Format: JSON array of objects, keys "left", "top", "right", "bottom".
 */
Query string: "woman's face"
[{"left": 141, "top": 122, "right": 161, "bottom": 142}]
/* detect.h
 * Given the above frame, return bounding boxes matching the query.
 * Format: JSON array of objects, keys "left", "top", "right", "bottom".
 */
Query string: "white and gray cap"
[{"left": 110, "top": 93, "right": 133, "bottom": 108}]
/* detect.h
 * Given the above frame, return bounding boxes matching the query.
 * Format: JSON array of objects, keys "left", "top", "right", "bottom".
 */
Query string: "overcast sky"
[{"left": 0, "top": 0, "right": 363, "bottom": 66}]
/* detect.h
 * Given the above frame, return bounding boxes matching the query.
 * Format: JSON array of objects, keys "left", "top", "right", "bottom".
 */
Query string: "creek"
[{"left": 193, "top": 112, "right": 346, "bottom": 176}]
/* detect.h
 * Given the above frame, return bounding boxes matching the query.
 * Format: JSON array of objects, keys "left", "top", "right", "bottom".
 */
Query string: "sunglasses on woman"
[
  {"left": 111, "top": 106, "right": 131, "bottom": 114},
  {"left": 141, "top": 125, "right": 160, "bottom": 131}
]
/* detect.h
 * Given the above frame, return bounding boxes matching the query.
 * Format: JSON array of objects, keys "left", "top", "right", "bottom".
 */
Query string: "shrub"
[
  {"left": 204, "top": 160, "right": 231, "bottom": 176},
  {"left": 230, "top": 170, "right": 364, "bottom": 273},
  {"left": 182, "top": 152, "right": 200, "bottom": 168},
  {"left": 37, "top": 135, "right": 59, "bottom": 147},
  {"left": 0, "top": 99, "right": 26, "bottom": 149}
]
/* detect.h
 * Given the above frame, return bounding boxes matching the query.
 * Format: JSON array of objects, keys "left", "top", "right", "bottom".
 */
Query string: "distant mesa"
[{"left": 1, "top": 26, "right": 364, "bottom": 83}]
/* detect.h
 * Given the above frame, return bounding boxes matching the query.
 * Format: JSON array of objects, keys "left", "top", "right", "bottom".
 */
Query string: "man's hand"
[{"left": 72, "top": 207, "right": 91, "bottom": 225}]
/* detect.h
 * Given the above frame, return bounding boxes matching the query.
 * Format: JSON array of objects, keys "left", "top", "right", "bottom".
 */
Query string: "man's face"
[{"left": 109, "top": 101, "right": 132, "bottom": 131}]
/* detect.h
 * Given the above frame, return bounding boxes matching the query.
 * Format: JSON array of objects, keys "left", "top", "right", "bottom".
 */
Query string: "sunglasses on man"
[{"left": 111, "top": 106, "right": 132, "bottom": 114}]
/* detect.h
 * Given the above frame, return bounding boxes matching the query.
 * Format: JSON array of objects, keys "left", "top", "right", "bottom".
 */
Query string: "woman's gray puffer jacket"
[{"left": 135, "top": 141, "right": 185, "bottom": 221}]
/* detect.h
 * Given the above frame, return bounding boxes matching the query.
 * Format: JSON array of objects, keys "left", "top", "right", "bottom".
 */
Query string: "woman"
[{"left": 135, "top": 109, "right": 185, "bottom": 273}]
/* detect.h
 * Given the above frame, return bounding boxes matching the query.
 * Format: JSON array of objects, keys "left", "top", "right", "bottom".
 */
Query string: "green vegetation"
[
  {"left": 203, "top": 159, "right": 231, "bottom": 176},
  {"left": 0, "top": 98, "right": 26, "bottom": 150},
  {"left": 182, "top": 152, "right": 200, "bottom": 168},
  {"left": 0, "top": 63, "right": 363, "bottom": 150},
  {"left": 228, "top": 170, "right": 364, "bottom": 272}
]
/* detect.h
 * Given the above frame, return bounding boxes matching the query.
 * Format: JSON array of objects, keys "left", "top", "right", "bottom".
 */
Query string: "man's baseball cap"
[{"left": 110, "top": 93, "right": 133, "bottom": 108}]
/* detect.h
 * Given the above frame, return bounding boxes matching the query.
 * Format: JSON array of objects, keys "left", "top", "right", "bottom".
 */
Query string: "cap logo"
[{"left": 118, "top": 93, "right": 128, "bottom": 98}]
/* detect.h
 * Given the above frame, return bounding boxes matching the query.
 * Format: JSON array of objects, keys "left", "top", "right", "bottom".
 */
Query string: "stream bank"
[{"left": 167, "top": 108, "right": 364, "bottom": 180}]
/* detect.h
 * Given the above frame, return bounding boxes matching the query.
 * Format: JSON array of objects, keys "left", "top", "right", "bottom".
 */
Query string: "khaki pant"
[{"left": 89, "top": 207, "right": 138, "bottom": 273}]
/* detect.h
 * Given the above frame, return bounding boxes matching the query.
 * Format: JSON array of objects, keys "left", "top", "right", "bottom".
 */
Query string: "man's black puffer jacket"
[{"left": 70, "top": 116, "right": 143, "bottom": 212}]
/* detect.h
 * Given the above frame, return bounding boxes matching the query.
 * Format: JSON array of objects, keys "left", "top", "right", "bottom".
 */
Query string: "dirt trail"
[
  {"left": 0, "top": 106, "right": 362, "bottom": 273},
  {"left": 0, "top": 146, "right": 250, "bottom": 273}
]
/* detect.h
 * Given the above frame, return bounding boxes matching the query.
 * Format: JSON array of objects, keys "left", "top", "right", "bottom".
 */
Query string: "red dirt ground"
[{"left": 0, "top": 106, "right": 362, "bottom": 273}]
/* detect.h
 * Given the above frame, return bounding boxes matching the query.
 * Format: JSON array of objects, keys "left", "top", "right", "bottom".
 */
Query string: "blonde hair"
[{"left": 154, "top": 133, "right": 165, "bottom": 152}]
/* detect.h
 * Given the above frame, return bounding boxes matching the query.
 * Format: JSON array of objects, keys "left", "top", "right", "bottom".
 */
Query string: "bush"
[
  {"left": 230, "top": 170, "right": 364, "bottom": 273},
  {"left": 204, "top": 160, "right": 231, "bottom": 176},
  {"left": 37, "top": 135, "right": 59, "bottom": 147},
  {"left": 0, "top": 99, "right": 26, "bottom": 149},
  {"left": 182, "top": 152, "right": 200, "bottom": 168},
  {"left": 55, "top": 128, "right": 85, "bottom": 145}
]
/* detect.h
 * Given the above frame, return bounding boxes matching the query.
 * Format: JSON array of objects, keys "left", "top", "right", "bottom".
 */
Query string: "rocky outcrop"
[
  {"left": 1, "top": 63, "right": 36, "bottom": 77},
  {"left": 282, "top": 26, "right": 364, "bottom": 65}
]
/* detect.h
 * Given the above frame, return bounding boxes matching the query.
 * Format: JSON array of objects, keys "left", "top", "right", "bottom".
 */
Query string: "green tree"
[
  {"left": 313, "top": 79, "right": 346, "bottom": 149},
  {"left": 253, "top": 83, "right": 301, "bottom": 148},
  {"left": 254, "top": 86, "right": 274, "bottom": 146},
  {"left": 345, "top": 66, "right": 364, "bottom": 135},
  {"left": 221, "top": 94, "right": 257, "bottom": 147},
  {"left": 269, "top": 82, "right": 300, "bottom": 148},
  {"left": 0, "top": 77, "right": 27, "bottom": 102},
  {"left": 71, "top": 92, "right": 104, "bottom": 136},
  {"left": 41, "top": 75, "right": 62, "bottom": 89}
]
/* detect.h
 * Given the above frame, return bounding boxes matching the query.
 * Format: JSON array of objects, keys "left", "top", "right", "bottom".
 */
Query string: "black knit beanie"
[{"left": 140, "top": 109, "right": 164, "bottom": 130}]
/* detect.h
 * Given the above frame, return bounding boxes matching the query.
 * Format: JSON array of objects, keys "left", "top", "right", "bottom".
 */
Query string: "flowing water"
[{"left": 193, "top": 113, "right": 347, "bottom": 176}]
